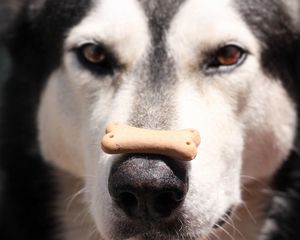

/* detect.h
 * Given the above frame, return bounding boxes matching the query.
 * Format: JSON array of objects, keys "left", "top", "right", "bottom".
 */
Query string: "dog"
[{"left": 0, "top": 0, "right": 299, "bottom": 240}]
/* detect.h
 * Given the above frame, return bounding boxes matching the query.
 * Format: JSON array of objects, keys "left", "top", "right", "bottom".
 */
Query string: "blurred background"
[{"left": 0, "top": 0, "right": 20, "bottom": 93}]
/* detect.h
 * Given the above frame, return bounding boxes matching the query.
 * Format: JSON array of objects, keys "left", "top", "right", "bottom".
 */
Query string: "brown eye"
[
  {"left": 76, "top": 43, "right": 118, "bottom": 75},
  {"left": 82, "top": 44, "right": 106, "bottom": 64},
  {"left": 205, "top": 44, "right": 247, "bottom": 73},
  {"left": 216, "top": 45, "right": 243, "bottom": 66}
]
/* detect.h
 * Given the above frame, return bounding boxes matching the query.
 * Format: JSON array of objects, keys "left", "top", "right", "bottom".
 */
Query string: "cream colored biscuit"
[{"left": 101, "top": 123, "right": 200, "bottom": 161}]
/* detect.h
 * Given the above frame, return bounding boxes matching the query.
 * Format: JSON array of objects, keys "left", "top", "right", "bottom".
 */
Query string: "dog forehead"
[
  {"left": 138, "top": 0, "right": 186, "bottom": 33},
  {"left": 65, "top": 0, "right": 247, "bottom": 54}
]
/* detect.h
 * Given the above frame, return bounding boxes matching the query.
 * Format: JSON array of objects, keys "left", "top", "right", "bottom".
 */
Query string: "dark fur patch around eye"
[{"left": 75, "top": 43, "right": 120, "bottom": 76}]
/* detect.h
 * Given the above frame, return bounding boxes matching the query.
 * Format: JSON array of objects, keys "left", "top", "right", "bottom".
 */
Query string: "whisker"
[
  {"left": 222, "top": 214, "right": 247, "bottom": 240},
  {"left": 66, "top": 187, "right": 86, "bottom": 214},
  {"left": 240, "top": 175, "right": 265, "bottom": 186},
  {"left": 241, "top": 201, "right": 257, "bottom": 224},
  {"left": 215, "top": 224, "right": 235, "bottom": 240}
]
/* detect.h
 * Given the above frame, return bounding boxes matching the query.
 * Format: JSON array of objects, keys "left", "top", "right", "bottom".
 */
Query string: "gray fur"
[{"left": 130, "top": 0, "right": 186, "bottom": 129}]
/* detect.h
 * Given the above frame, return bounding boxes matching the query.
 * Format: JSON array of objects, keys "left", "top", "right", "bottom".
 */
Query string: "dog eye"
[
  {"left": 216, "top": 46, "right": 244, "bottom": 66},
  {"left": 76, "top": 43, "right": 118, "bottom": 75},
  {"left": 82, "top": 44, "right": 106, "bottom": 64},
  {"left": 205, "top": 45, "right": 247, "bottom": 73}
]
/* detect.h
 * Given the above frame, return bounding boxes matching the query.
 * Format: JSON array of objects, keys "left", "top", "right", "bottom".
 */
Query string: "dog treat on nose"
[{"left": 101, "top": 123, "right": 200, "bottom": 161}]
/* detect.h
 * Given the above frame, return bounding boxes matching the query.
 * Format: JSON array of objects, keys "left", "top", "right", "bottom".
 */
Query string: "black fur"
[
  {"left": 263, "top": 151, "right": 300, "bottom": 240},
  {"left": 0, "top": 1, "right": 92, "bottom": 239}
]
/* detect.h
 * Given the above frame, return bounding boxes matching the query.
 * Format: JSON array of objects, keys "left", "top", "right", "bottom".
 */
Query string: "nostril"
[
  {"left": 114, "top": 191, "right": 139, "bottom": 217},
  {"left": 155, "top": 191, "right": 182, "bottom": 205},
  {"left": 153, "top": 191, "right": 185, "bottom": 218},
  {"left": 119, "top": 192, "right": 138, "bottom": 210}
]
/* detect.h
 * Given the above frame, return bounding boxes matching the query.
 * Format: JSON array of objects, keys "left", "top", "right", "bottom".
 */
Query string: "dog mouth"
[
  {"left": 111, "top": 216, "right": 190, "bottom": 239},
  {"left": 110, "top": 206, "right": 234, "bottom": 240}
]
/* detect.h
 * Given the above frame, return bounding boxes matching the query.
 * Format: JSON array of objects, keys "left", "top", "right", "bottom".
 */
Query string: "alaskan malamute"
[{"left": 0, "top": 0, "right": 299, "bottom": 240}]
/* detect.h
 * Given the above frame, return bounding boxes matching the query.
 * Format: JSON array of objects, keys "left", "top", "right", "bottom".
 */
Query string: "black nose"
[{"left": 108, "top": 154, "right": 188, "bottom": 220}]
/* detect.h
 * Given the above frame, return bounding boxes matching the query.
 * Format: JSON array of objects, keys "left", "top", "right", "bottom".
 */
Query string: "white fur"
[
  {"left": 37, "top": 0, "right": 298, "bottom": 239},
  {"left": 175, "top": 81, "right": 244, "bottom": 237}
]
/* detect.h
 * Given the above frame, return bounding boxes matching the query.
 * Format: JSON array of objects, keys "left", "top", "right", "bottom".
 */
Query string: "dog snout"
[{"left": 108, "top": 155, "right": 188, "bottom": 221}]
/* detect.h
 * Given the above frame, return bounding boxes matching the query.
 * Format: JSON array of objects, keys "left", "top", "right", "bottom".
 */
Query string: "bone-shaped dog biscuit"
[{"left": 101, "top": 123, "right": 200, "bottom": 161}]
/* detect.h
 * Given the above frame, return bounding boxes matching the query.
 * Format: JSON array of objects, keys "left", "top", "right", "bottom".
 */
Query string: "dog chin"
[
  {"left": 133, "top": 232, "right": 203, "bottom": 240},
  {"left": 107, "top": 216, "right": 204, "bottom": 240},
  {"left": 106, "top": 208, "right": 233, "bottom": 240},
  {"left": 109, "top": 203, "right": 236, "bottom": 240},
  {"left": 110, "top": 229, "right": 204, "bottom": 240}
]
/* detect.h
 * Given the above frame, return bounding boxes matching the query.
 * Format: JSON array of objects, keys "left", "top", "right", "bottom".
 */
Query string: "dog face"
[{"left": 36, "top": 0, "right": 299, "bottom": 239}]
